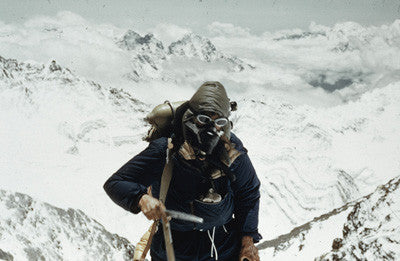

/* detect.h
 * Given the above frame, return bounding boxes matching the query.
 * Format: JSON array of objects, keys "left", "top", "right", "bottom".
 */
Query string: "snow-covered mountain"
[
  {"left": 0, "top": 56, "right": 75, "bottom": 84},
  {"left": 257, "top": 175, "right": 400, "bottom": 260},
  {"left": 0, "top": 55, "right": 149, "bottom": 154},
  {"left": 0, "top": 189, "right": 135, "bottom": 261},
  {"left": 168, "top": 33, "right": 252, "bottom": 72},
  {"left": 2, "top": 53, "right": 400, "bottom": 260},
  {"left": 0, "top": 55, "right": 155, "bottom": 256},
  {"left": 319, "top": 175, "right": 400, "bottom": 260},
  {"left": 116, "top": 30, "right": 253, "bottom": 81},
  {"left": 1, "top": 14, "right": 400, "bottom": 260},
  {"left": 232, "top": 81, "right": 400, "bottom": 238},
  {"left": 117, "top": 30, "right": 167, "bottom": 81}
]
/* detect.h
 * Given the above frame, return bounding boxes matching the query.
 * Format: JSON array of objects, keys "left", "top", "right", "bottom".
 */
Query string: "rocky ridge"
[
  {"left": 318, "top": 175, "right": 400, "bottom": 260},
  {"left": 257, "top": 175, "right": 400, "bottom": 260}
]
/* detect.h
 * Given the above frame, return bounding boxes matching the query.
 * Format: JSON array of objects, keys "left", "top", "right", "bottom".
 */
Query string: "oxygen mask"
[{"left": 183, "top": 113, "right": 227, "bottom": 159}]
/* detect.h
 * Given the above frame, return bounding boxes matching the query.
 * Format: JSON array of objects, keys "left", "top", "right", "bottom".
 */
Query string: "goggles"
[{"left": 195, "top": 114, "right": 228, "bottom": 128}]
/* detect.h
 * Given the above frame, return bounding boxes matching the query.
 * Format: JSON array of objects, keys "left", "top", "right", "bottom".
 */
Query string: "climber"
[{"left": 104, "top": 81, "right": 262, "bottom": 261}]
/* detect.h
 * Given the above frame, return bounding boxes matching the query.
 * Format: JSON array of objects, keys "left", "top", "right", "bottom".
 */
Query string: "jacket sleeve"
[
  {"left": 103, "top": 138, "right": 167, "bottom": 214},
  {"left": 230, "top": 151, "right": 263, "bottom": 243}
]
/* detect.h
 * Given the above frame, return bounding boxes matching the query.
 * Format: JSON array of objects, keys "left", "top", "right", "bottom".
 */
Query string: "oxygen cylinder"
[{"left": 144, "top": 101, "right": 186, "bottom": 141}]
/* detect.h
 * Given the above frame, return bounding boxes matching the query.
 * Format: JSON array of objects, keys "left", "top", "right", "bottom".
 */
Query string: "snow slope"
[
  {"left": 0, "top": 189, "right": 134, "bottom": 261},
  {"left": 234, "top": 82, "right": 400, "bottom": 237},
  {"left": 319, "top": 175, "right": 400, "bottom": 260},
  {"left": 257, "top": 175, "right": 400, "bottom": 260},
  {"left": 0, "top": 55, "right": 153, "bottom": 246}
]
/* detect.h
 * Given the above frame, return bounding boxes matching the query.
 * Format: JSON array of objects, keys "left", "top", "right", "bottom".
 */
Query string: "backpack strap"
[
  {"left": 159, "top": 138, "right": 174, "bottom": 204},
  {"left": 159, "top": 138, "right": 176, "bottom": 261},
  {"left": 133, "top": 138, "right": 175, "bottom": 261}
]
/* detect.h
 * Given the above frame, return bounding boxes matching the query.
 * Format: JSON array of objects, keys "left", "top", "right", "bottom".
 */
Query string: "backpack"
[{"left": 143, "top": 100, "right": 188, "bottom": 142}]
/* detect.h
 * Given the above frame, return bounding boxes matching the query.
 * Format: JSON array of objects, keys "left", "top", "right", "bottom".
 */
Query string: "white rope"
[{"left": 207, "top": 227, "right": 218, "bottom": 260}]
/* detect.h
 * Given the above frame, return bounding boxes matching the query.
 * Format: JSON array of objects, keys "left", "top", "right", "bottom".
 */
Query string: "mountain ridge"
[
  {"left": 0, "top": 189, "right": 135, "bottom": 261},
  {"left": 257, "top": 175, "right": 400, "bottom": 260},
  {"left": 116, "top": 30, "right": 254, "bottom": 81}
]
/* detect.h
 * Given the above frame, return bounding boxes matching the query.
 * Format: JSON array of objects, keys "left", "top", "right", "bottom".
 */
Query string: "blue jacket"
[{"left": 104, "top": 133, "right": 262, "bottom": 243}]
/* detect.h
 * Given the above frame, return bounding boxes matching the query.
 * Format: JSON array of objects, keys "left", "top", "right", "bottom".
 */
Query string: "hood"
[
  {"left": 184, "top": 81, "right": 232, "bottom": 141},
  {"left": 188, "top": 81, "right": 231, "bottom": 118}
]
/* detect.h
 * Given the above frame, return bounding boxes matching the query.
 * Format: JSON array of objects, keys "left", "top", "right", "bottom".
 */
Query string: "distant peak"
[
  {"left": 174, "top": 33, "right": 213, "bottom": 45},
  {"left": 48, "top": 60, "right": 62, "bottom": 72},
  {"left": 168, "top": 33, "right": 217, "bottom": 61},
  {"left": 118, "top": 30, "right": 164, "bottom": 50}
]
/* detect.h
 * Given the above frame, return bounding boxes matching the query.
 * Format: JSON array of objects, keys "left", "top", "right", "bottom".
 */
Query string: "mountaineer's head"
[
  {"left": 182, "top": 81, "right": 232, "bottom": 159},
  {"left": 188, "top": 81, "right": 231, "bottom": 119}
]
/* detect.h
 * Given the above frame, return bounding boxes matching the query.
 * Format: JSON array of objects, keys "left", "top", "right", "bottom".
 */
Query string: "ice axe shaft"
[
  {"left": 161, "top": 209, "right": 203, "bottom": 261},
  {"left": 161, "top": 213, "right": 175, "bottom": 261}
]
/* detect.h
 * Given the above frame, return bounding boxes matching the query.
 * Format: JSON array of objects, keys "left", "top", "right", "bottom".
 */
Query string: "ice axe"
[
  {"left": 133, "top": 209, "right": 203, "bottom": 261},
  {"left": 161, "top": 209, "right": 204, "bottom": 261},
  {"left": 165, "top": 209, "right": 204, "bottom": 224}
]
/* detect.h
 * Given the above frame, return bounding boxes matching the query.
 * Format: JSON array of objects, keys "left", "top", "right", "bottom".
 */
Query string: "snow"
[
  {"left": 0, "top": 189, "right": 135, "bottom": 260},
  {"left": 0, "top": 12, "right": 400, "bottom": 260},
  {"left": 317, "top": 176, "right": 400, "bottom": 260},
  {"left": 259, "top": 176, "right": 400, "bottom": 260},
  {"left": 258, "top": 209, "right": 351, "bottom": 260}
]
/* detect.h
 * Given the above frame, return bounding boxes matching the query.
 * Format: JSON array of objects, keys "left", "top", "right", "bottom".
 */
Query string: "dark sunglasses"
[{"left": 196, "top": 114, "right": 228, "bottom": 128}]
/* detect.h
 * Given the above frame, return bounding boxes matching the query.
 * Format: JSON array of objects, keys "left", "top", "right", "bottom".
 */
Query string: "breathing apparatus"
[
  {"left": 180, "top": 81, "right": 236, "bottom": 162},
  {"left": 182, "top": 111, "right": 227, "bottom": 159}
]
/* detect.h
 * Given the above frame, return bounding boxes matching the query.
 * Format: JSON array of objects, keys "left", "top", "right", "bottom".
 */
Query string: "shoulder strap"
[
  {"left": 134, "top": 138, "right": 175, "bottom": 261},
  {"left": 159, "top": 138, "right": 174, "bottom": 204},
  {"left": 159, "top": 138, "right": 176, "bottom": 261}
]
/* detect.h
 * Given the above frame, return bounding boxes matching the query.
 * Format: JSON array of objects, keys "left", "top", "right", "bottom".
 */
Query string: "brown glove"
[
  {"left": 239, "top": 236, "right": 260, "bottom": 261},
  {"left": 138, "top": 194, "right": 166, "bottom": 221}
]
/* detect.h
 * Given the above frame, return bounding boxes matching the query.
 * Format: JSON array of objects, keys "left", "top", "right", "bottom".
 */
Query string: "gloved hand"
[
  {"left": 138, "top": 194, "right": 166, "bottom": 221},
  {"left": 239, "top": 236, "right": 260, "bottom": 261}
]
